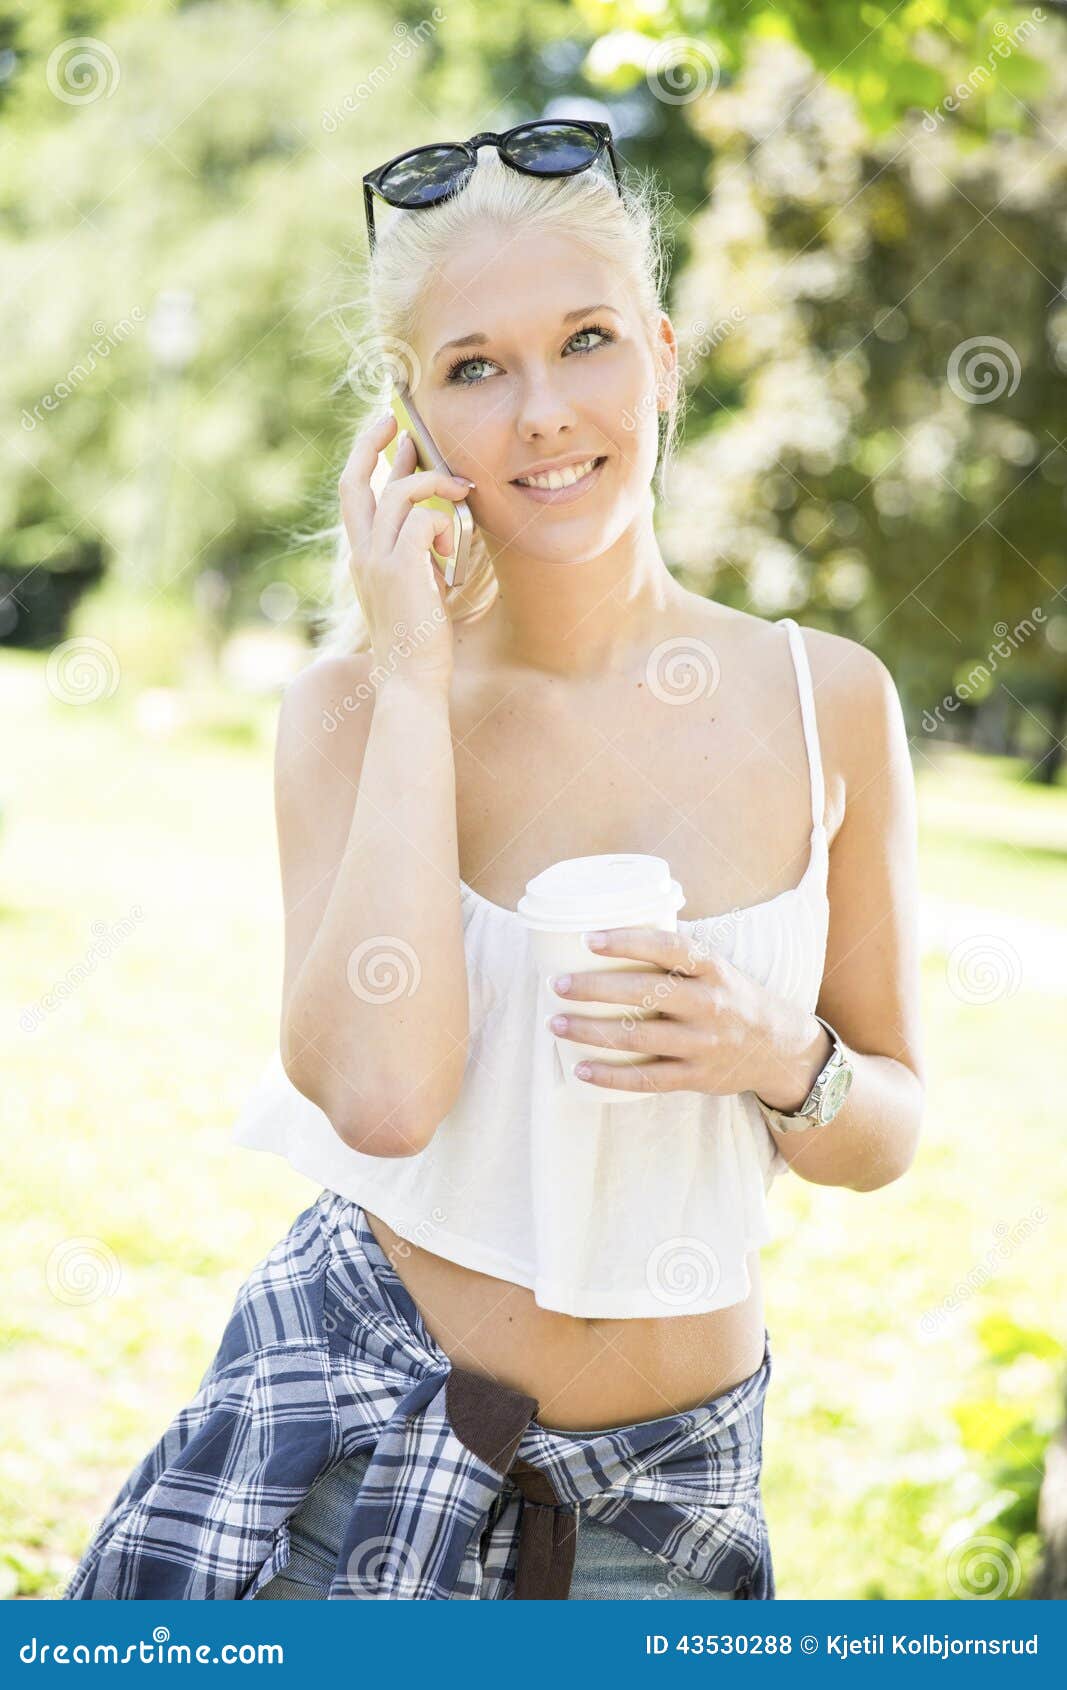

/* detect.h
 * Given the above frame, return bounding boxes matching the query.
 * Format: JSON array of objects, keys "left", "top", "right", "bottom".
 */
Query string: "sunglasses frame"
[{"left": 362, "top": 119, "right": 622, "bottom": 255}]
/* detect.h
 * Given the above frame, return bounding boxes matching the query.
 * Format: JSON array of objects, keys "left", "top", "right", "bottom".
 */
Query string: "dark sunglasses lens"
[
  {"left": 379, "top": 145, "right": 470, "bottom": 208},
  {"left": 504, "top": 123, "right": 600, "bottom": 174}
]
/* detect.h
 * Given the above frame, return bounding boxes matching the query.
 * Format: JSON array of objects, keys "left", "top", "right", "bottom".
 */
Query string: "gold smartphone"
[{"left": 376, "top": 383, "right": 474, "bottom": 589}]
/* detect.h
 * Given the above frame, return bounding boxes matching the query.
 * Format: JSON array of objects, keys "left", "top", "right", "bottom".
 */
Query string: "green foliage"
[
  {"left": 655, "top": 27, "right": 1067, "bottom": 748},
  {"left": 1, "top": 2, "right": 500, "bottom": 645},
  {"left": 946, "top": 1314, "right": 1065, "bottom": 1592},
  {"left": 577, "top": 0, "right": 1052, "bottom": 131}
]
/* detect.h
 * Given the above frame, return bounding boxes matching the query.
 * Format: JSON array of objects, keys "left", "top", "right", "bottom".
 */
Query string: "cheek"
[
  {"left": 433, "top": 395, "right": 509, "bottom": 475},
  {"left": 595, "top": 351, "right": 658, "bottom": 447}
]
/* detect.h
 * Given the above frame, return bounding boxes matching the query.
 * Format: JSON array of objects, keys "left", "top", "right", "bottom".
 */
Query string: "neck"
[{"left": 470, "top": 504, "right": 685, "bottom": 680}]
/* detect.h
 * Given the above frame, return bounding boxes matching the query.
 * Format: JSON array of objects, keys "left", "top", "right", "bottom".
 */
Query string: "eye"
[
  {"left": 444, "top": 322, "right": 617, "bottom": 386},
  {"left": 568, "top": 323, "right": 616, "bottom": 356},
  {"left": 444, "top": 353, "right": 495, "bottom": 386}
]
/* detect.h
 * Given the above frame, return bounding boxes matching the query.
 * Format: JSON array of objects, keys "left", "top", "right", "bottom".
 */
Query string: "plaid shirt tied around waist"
[{"left": 64, "top": 1191, "right": 775, "bottom": 1601}]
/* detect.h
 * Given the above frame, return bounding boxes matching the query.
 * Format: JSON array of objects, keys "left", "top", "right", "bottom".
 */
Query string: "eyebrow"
[{"left": 432, "top": 303, "right": 622, "bottom": 363}]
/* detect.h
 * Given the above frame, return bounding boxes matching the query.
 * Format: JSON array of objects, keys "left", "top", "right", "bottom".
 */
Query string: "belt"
[{"left": 446, "top": 1363, "right": 579, "bottom": 1600}]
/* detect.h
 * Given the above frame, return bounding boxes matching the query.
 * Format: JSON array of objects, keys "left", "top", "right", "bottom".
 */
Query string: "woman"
[{"left": 65, "top": 122, "right": 924, "bottom": 1602}]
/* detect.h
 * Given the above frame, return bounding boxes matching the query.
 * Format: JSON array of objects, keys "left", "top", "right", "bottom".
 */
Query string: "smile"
[{"left": 511, "top": 456, "right": 606, "bottom": 502}]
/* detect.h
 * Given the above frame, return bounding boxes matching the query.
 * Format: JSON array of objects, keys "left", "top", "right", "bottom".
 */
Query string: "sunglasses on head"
[{"left": 362, "top": 119, "right": 622, "bottom": 255}]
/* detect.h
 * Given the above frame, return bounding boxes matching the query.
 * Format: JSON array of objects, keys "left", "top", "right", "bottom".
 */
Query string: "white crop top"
[{"left": 231, "top": 617, "right": 830, "bottom": 1319}]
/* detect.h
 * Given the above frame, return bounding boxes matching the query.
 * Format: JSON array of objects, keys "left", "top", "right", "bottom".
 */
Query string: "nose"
[{"left": 516, "top": 368, "right": 579, "bottom": 443}]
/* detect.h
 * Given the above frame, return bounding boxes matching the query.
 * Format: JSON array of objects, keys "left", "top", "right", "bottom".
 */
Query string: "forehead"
[{"left": 414, "top": 228, "right": 629, "bottom": 351}]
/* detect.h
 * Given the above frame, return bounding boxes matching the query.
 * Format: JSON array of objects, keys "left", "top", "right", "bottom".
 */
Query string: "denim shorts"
[{"left": 255, "top": 1444, "right": 736, "bottom": 1601}]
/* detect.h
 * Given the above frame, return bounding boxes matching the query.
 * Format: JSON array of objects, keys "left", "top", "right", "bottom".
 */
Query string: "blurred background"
[{"left": 3, "top": 0, "right": 1066, "bottom": 1601}]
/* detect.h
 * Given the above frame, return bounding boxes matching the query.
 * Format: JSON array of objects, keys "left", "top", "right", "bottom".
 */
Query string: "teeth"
[{"left": 515, "top": 457, "right": 600, "bottom": 490}]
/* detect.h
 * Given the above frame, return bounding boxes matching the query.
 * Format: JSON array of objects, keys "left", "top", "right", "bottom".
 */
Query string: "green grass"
[{"left": 1, "top": 649, "right": 1064, "bottom": 1600}]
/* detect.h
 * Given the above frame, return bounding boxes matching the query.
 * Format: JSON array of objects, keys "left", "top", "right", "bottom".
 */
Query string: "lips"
[
  {"left": 512, "top": 456, "right": 606, "bottom": 491},
  {"left": 510, "top": 456, "right": 607, "bottom": 505}
]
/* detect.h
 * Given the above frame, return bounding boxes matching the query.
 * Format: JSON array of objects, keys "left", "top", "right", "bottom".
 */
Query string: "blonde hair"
[{"left": 310, "top": 143, "right": 681, "bottom": 662}]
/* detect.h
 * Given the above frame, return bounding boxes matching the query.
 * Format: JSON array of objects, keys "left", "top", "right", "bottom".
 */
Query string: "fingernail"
[
  {"left": 553, "top": 974, "right": 572, "bottom": 993},
  {"left": 584, "top": 932, "right": 607, "bottom": 949}
]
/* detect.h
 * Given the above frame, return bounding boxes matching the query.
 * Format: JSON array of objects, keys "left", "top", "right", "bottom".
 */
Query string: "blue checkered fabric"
[{"left": 64, "top": 1191, "right": 775, "bottom": 1600}]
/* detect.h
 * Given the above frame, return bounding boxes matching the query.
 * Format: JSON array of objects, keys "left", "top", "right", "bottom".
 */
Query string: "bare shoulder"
[
  {"left": 678, "top": 596, "right": 904, "bottom": 832},
  {"left": 275, "top": 651, "right": 380, "bottom": 770},
  {"left": 793, "top": 622, "right": 905, "bottom": 792}
]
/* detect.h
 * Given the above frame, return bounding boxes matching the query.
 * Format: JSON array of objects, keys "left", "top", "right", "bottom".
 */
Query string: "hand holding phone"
[
  {"left": 339, "top": 410, "right": 474, "bottom": 687},
  {"left": 378, "top": 385, "right": 475, "bottom": 589}
]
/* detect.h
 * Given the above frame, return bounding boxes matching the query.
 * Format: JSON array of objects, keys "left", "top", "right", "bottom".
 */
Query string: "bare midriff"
[{"left": 363, "top": 1208, "right": 767, "bottom": 1431}]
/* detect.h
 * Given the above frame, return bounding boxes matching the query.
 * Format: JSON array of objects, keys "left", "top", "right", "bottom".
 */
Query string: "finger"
[
  {"left": 550, "top": 967, "right": 693, "bottom": 1011},
  {"left": 339, "top": 411, "right": 398, "bottom": 553},
  {"left": 572, "top": 1057, "right": 694, "bottom": 1094},
  {"left": 394, "top": 504, "right": 455, "bottom": 565},
  {"left": 382, "top": 427, "right": 416, "bottom": 488},
  {"left": 375, "top": 464, "right": 474, "bottom": 554},
  {"left": 549, "top": 1011, "right": 694, "bottom": 1058},
  {"left": 579, "top": 927, "right": 710, "bottom": 976}
]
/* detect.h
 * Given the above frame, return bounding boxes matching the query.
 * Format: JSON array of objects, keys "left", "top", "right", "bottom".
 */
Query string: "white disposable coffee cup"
[{"left": 516, "top": 854, "right": 685, "bottom": 1104}]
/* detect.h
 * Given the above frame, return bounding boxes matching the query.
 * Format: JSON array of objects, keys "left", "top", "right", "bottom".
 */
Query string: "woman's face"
[{"left": 411, "top": 227, "right": 674, "bottom": 563}]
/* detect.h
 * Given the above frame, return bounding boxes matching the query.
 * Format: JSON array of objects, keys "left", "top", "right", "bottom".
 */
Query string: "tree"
[{"left": 651, "top": 29, "right": 1067, "bottom": 758}]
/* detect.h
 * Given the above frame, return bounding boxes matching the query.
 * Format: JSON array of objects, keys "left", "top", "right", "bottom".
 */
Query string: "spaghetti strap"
[{"left": 777, "top": 617, "right": 826, "bottom": 835}]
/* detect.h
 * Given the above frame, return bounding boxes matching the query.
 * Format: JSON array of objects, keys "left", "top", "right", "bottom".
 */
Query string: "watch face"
[{"left": 821, "top": 1065, "right": 853, "bottom": 1121}]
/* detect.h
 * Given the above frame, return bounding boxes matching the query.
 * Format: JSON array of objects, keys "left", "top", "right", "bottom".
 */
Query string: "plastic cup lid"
[{"left": 515, "top": 853, "right": 686, "bottom": 931}]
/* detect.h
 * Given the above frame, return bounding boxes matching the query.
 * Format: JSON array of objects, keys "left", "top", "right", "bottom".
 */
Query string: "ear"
[{"left": 652, "top": 313, "right": 679, "bottom": 414}]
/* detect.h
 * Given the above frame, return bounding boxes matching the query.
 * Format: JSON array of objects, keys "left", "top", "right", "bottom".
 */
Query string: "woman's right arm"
[
  {"left": 277, "top": 662, "right": 468, "bottom": 1158},
  {"left": 278, "top": 414, "right": 476, "bottom": 1158}
]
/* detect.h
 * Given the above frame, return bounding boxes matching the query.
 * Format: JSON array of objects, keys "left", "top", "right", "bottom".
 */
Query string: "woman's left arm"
[
  {"left": 752, "top": 634, "right": 926, "bottom": 1192},
  {"left": 552, "top": 634, "right": 925, "bottom": 1193}
]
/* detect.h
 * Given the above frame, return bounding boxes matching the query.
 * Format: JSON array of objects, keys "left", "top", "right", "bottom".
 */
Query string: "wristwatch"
[{"left": 753, "top": 1015, "right": 854, "bottom": 1134}]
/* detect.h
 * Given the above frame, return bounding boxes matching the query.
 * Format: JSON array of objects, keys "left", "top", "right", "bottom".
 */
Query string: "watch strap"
[{"left": 753, "top": 1015, "right": 850, "bottom": 1134}]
